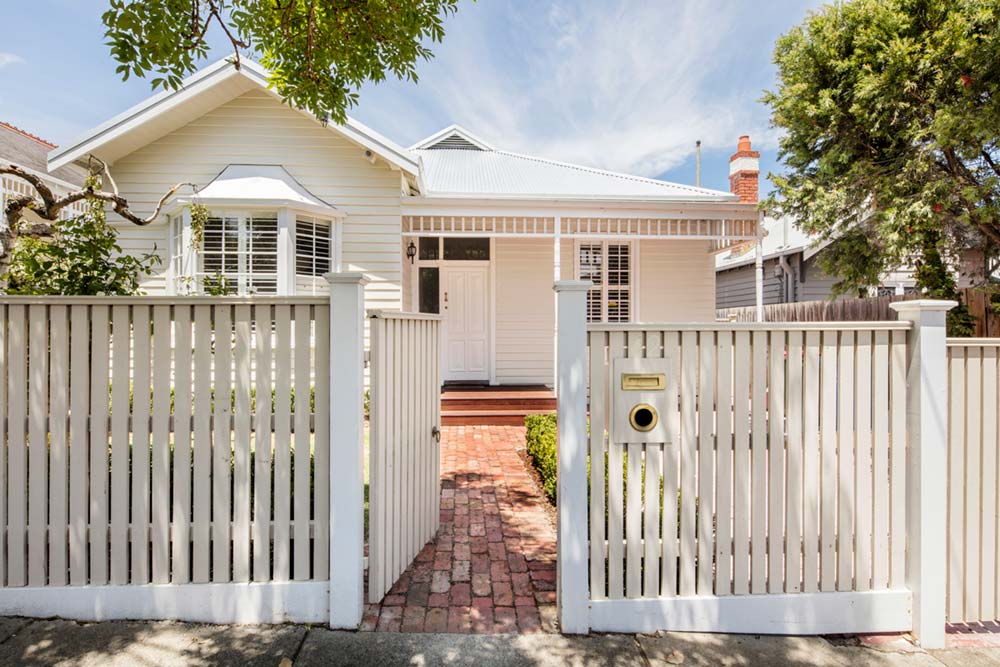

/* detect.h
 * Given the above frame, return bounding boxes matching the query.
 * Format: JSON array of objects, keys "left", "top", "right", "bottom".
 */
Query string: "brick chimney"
[{"left": 729, "top": 135, "right": 760, "bottom": 203}]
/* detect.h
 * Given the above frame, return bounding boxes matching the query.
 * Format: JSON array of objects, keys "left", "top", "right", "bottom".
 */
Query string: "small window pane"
[
  {"left": 419, "top": 267, "right": 440, "bottom": 314},
  {"left": 419, "top": 237, "right": 439, "bottom": 260},
  {"left": 443, "top": 237, "right": 490, "bottom": 260}
]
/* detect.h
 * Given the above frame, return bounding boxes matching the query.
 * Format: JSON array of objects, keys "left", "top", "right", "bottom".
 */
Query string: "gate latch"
[{"left": 432, "top": 426, "right": 441, "bottom": 443}]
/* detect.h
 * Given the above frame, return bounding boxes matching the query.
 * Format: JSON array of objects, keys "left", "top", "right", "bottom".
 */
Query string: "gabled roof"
[
  {"left": 410, "top": 125, "right": 494, "bottom": 151},
  {"left": 48, "top": 58, "right": 418, "bottom": 176},
  {"left": 1, "top": 121, "right": 87, "bottom": 187},
  {"left": 170, "top": 164, "right": 344, "bottom": 218},
  {"left": 412, "top": 146, "right": 739, "bottom": 202}
]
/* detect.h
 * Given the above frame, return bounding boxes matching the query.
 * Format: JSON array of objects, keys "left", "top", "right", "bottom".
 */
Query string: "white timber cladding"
[
  {"left": 946, "top": 338, "right": 1000, "bottom": 625},
  {"left": 639, "top": 240, "right": 717, "bottom": 322},
  {"left": 582, "top": 322, "right": 913, "bottom": 634},
  {"left": 0, "top": 297, "right": 331, "bottom": 619},
  {"left": 494, "top": 238, "right": 557, "bottom": 384},
  {"left": 107, "top": 88, "right": 402, "bottom": 310}
]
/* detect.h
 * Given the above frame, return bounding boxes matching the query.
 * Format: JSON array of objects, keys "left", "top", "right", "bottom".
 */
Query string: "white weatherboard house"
[{"left": 48, "top": 59, "right": 760, "bottom": 386}]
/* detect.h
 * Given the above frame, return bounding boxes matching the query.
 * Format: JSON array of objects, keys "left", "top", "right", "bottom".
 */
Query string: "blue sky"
[{"left": 0, "top": 0, "right": 824, "bottom": 194}]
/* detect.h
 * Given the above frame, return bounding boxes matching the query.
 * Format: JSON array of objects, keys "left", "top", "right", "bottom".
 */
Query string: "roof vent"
[
  {"left": 411, "top": 125, "right": 494, "bottom": 151},
  {"left": 426, "top": 133, "right": 485, "bottom": 150}
]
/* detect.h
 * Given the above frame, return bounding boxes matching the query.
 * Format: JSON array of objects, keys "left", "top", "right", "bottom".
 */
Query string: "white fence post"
[
  {"left": 327, "top": 272, "right": 369, "bottom": 628},
  {"left": 890, "top": 299, "right": 956, "bottom": 648},
  {"left": 555, "top": 280, "right": 591, "bottom": 634}
]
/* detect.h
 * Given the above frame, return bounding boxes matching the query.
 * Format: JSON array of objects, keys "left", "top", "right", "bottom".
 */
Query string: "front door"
[{"left": 442, "top": 266, "right": 489, "bottom": 382}]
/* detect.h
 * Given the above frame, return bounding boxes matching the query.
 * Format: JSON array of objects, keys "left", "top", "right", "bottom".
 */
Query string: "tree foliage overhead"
[
  {"left": 764, "top": 0, "right": 1000, "bottom": 303},
  {"left": 103, "top": 0, "right": 462, "bottom": 122}
]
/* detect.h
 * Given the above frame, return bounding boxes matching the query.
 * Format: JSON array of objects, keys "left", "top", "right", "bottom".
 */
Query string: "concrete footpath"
[{"left": 1, "top": 617, "right": 999, "bottom": 667}]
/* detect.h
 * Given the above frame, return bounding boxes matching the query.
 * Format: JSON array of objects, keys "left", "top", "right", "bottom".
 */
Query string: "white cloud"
[
  {"left": 0, "top": 52, "right": 25, "bottom": 69},
  {"left": 355, "top": 0, "right": 801, "bottom": 178}
]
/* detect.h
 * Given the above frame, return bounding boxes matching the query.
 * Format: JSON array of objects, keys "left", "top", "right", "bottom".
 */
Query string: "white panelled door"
[{"left": 443, "top": 266, "right": 489, "bottom": 381}]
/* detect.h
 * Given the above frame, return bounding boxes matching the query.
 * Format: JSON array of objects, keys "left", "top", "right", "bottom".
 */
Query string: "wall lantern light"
[{"left": 406, "top": 240, "right": 417, "bottom": 264}]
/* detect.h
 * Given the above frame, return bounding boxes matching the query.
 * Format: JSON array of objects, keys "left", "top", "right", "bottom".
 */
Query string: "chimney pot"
[{"left": 729, "top": 135, "right": 760, "bottom": 203}]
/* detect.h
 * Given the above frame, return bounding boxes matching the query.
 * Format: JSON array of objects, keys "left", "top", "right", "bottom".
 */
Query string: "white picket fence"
[
  {"left": 946, "top": 339, "right": 1000, "bottom": 625},
  {"left": 0, "top": 297, "right": 331, "bottom": 621},
  {"left": 0, "top": 275, "right": 443, "bottom": 628},
  {"left": 367, "top": 311, "right": 443, "bottom": 602},
  {"left": 556, "top": 285, "right": 956, "bottom": 646},
  {"left": 583, "top": 323, "right": 911, "bottom": 633}
]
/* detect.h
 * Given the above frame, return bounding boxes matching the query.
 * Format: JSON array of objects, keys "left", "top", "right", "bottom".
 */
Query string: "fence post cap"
[
  {"left": 325, "top": 272, "right": 371, "bottom": 286},
  {"left": 554, "top": 280, "right": 592, "bottom": 293},
  {"left": 889, "top": 299, "right": 958, "bottom": 314}
]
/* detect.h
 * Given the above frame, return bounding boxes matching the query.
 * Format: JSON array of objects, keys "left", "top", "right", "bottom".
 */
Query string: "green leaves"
[
  {"left": 4, "top": 183, "right": 159, "bottom": 296},
  {"left": 765, "top": 0, "right": 1000, "bottom": 309},
  {"left": 103, "top": 0, "right": 464, "bottom": 122}
]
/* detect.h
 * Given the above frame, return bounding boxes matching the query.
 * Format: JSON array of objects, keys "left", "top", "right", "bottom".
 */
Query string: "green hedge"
[
  {"left": 525, "top": 413, "right": 558, "bottom": 502},
  {"left": 523, "top": 414, "right": 675, "bottom": 520}
]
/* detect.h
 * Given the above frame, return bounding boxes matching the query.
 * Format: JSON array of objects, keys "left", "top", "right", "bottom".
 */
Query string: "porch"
[{"left": 400, "top": 203, "right": 760, "bottom": 386}]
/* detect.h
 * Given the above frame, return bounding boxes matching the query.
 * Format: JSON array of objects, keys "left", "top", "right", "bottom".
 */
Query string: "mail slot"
[
  {"left": 611, "top": 358, "right": 670, "bottom": 444},
  {"left": 621, "top": 373, "right": 665, "bottom": 391}
]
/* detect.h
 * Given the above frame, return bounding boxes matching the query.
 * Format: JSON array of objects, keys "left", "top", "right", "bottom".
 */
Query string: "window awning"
[{"left": 171, "top": 164, "right": 345, "bottom": 218}]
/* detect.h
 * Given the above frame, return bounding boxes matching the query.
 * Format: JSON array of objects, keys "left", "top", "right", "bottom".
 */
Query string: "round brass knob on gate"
[{"left": 629, "top": 403, "right": 658, "bottom": 432}]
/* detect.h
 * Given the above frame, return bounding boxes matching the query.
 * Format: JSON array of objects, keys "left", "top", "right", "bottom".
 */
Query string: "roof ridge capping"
[{"left": 1, "top": 121, "right": 57, "bottom": 149}]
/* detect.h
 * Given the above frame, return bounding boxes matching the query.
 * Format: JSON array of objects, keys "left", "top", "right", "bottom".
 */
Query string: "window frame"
[{"left": 574, "top": 240, "right": 636, "bottom": 323}]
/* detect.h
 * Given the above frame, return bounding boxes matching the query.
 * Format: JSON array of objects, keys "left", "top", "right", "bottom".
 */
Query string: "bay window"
[
  {"left": 170, "top": 208, "right": 335, "bottom": 296},
  {"left": 165, "top": 164, "right": 344, "bottom": 296}
]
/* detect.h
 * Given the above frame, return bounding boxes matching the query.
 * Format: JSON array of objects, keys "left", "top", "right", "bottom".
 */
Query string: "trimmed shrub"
[{"left": 525, "top": 413, "right": 558, "bottom": 502}]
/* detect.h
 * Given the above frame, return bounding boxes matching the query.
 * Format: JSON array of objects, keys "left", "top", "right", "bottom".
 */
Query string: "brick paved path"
[{"left": 361, "top": 425, "right": 558, "bottom": 633}]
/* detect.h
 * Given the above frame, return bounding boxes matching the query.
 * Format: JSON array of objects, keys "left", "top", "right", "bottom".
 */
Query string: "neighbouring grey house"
[
  {"left": 0, "top": 121, "right": 86, "bottom": 188},
  {"left": 714, "top": 216, "right": 917, "bottom": 310}
]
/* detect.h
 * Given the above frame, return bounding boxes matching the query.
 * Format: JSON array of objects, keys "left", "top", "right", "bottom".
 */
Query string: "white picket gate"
[
  {"left": 367, "top": 310, "right": 443, "bottom": 602},
  {"left": 946, "top": 339, "right": 1000, "bottom": 625}
]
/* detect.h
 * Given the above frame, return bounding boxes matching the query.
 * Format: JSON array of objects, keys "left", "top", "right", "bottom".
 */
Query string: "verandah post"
[
  {"left": 555, "top": 280, "right": 591, "bottom": 634},
  {"left": 327, "top": 272, "right": 369, "bottom": 628},
  {"left": 889, "top": 299, "right": 956, "bottom": 649}
]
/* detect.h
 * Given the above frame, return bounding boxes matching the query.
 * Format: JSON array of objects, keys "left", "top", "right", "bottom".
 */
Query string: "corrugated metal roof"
[{"left": 412, "top": 147, "right": 738, "bottom": 201}]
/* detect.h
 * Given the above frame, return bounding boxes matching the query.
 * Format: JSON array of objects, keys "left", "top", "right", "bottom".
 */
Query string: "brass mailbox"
[
  {"left": 621, "top": 373, "right": 665, "bottom": 391},
  {"left": 612, "top": 358, "right": 671, "bottom": 444}
]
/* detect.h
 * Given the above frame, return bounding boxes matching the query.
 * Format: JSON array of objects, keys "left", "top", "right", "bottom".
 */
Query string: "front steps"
[{"left": 440, "top": 384, "right": 556, "bottom": 426}]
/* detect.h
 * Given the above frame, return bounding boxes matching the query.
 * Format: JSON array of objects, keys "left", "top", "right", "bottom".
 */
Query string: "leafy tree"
[
  {"left": 2, "top": 0, "right": 464, "bottom": 287},
  {"left": 764, "top": 0, "right": 1000, "bottom": 332},
  {"left": 103, "top": 0, "right": 461, "bottom": 122},
  {"left": 5, "top": 177, "right": 159, "bottom": 295}
]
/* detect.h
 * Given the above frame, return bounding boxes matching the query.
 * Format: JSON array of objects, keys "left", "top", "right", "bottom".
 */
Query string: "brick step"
[
  {"left": 441, "top": 397, "right": 557, "bottom": 410},
  {"left": 441, "top": 408, "right": 553, "bottom": 426}
]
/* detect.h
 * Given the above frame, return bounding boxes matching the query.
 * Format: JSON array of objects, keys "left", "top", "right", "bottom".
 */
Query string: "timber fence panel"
[
  {"left": 946, "top": 338, "right": 1000, "bottom": 624},
  {"left": 0, "top": 296, "right": 333, "bottom": 625},
  {"left": 585, "top": 322, "right": 912, "bottom": 634}
]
